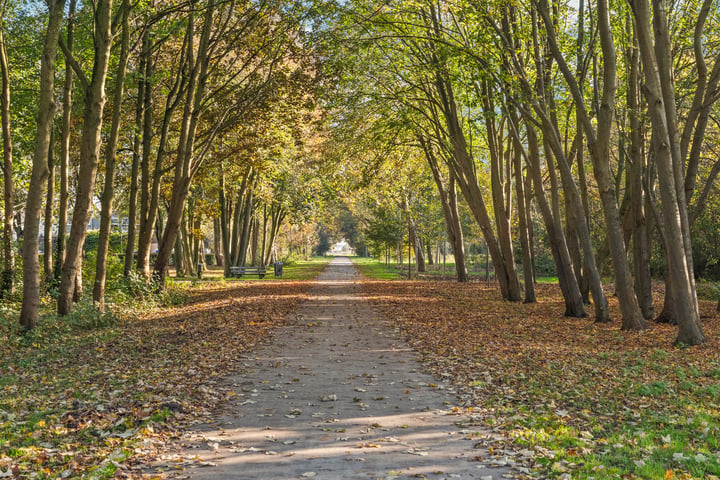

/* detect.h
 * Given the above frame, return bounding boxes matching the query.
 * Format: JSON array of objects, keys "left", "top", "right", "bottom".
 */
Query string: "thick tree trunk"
[
  {"left": 58, "top": 0, "right": 114, "bottom": 316},
  {"left": 0, "top": 27, "right": 14, "bottom": 298},
  {"left": 93, "top": 0, "right": 130, "bottom": 309},
  {"left": 19, "top": 0, "right": 66, "bottom": 329}
]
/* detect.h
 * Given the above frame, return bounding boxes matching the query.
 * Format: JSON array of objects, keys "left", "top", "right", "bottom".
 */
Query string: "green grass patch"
[{"left": 350, "top": 257, "right": 402, "bottom": 279}]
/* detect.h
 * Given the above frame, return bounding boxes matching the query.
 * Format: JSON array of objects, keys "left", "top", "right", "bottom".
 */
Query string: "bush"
[{"left": 63, "top": 298, "right": 119, "bottom": 330}]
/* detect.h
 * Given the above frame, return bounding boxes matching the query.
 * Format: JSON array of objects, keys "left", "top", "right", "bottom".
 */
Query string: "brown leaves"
[{"left": 0, "top": 280, "right": 314, "bottom": 479}]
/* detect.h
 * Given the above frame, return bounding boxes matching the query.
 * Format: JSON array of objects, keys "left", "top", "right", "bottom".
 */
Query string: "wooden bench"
[{"left": 228, "top": 266, "right": 266, "bottom": 278}]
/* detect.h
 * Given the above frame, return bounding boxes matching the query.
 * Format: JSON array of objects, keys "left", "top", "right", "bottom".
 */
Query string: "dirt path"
[{"left": 176, "top": 257, "right": 513, "bottom": 479}]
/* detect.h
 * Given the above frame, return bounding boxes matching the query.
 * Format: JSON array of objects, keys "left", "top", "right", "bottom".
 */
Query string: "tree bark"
[
  {"left": 0, "top": 26, "right": 14, "bottom": 298},
  {"left": 627, "top": 16, "right": 654, "bottom": 320},
  {"left": 93, "top": 0, "right": 130, "bottom": 309},
  {"left": 630, "top": 0, "right": 705, "bottom": 344},
  {"left": 153, "top": 1, "right": 215, "bottom": 286},
  {"left": 19, "top": 0, "right": 66, "bottom": 329},
  {"left": 511, "top": 114, "right": 536, "bottom": 303},
  {"left": 124, "top": 26, "right": 150, "bottom": 277},
  {"left": 58, "top": 0, "right": 114, "bottom": 316},
  {"left": 538, "top": 0, "right": 643, "bottom": 329},
  {"left": 43, "top": 131, "right": 55, "bottom": 286},
  {"left": 55, "top": 0, "right": 76, "bottom": 284}
]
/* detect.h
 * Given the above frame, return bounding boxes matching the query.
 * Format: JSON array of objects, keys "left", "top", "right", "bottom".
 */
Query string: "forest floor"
[{"left": 0, "top": 257, "right": 718, "bottom": 479}]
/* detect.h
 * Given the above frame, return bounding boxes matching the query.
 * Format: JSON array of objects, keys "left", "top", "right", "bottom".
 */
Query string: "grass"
[
  {"left": 350, "top": 256, "right": 403, "bottom": 279},
  {"left": 173, "top": 256, "right": 332, "bottom": 283}
]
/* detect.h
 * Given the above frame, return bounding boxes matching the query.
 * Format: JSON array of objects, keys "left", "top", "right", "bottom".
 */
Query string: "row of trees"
[
  {"left": 319, "top": 0, "right": 720, "bottom": 345},
  {"left": 0, "top": 0, "right": 324, "bottom": 329}
]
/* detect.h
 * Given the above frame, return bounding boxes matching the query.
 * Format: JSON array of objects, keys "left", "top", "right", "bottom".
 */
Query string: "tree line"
[
  {"left": 319, "top": 0, "right": 720, "bottom": 346},
  {"left": 0, "top": 0, "right": 324, "bottom": 329}
]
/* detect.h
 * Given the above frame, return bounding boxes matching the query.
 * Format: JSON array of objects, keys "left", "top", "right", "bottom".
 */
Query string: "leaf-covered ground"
[
  {"left": 361, "top": 280, "right": 720, "bottom": 480},
  {"left": 0, "top": 269, "right": 324, "bottom": 479}
]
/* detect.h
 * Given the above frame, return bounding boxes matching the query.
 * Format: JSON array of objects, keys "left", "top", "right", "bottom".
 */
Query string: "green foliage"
[{"left": 63, "top": 299, "right": 119, "bottom": 330}]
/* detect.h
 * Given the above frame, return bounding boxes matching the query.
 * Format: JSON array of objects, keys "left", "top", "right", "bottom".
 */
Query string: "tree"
[
  {"left": 57, "top": 0, "right": 115, "bottom": 316},
  {"left": 19, "top": 0, "right": 66, "bottom": 329}
]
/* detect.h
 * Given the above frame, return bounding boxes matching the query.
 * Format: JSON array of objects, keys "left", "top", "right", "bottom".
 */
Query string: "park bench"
[{"left": 228, "top": 266, "right": 267, "bottom": 278}]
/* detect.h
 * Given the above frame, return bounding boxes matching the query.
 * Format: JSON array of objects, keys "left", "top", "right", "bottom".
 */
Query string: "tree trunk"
[
  {"left": 19, "top": 0, "right": 66, "bottom": 329},
  {"left": 58, "top": 0, "right": 114, "bottom": 316},
  {"left": 55, "top": 0, "right": 76, "bottom": 284},
  {"left": 251, "top": 218, "right": 259, "bottom": 266},
  {"left": 153, "top": 2, "right": 216, "bottom": 287},
  {"left": 511, "top": 116, "right": 536, "bottom": 303},
  {"left": 238, "top": 188, "right": 254, "bottom": 267},
  {"left": 627, "top": 16, "right": 654, "bottom": 320},
  {"left": 435, "top": 73, "right": 519, "bottom": 300},
  {"left": 0, "top": 26, "right": 14, "bottom": 298},
  {"left": 213, "top": 215, "right": 223, "bottom": 267},
  {"left": 93, "top": 0, "right": 130, "bottom": 309},
  {"left": 538, "top": 0, "right": 643, "bottom": 329},
  {"left": 525, "top": 124, "right": 586, "bottom": 317},
  {"left": 44, "top": 131, "right": 55, "bottom": 286},
  {"left": 631, "top": 0, "right": 705, "bottom": 344},
  {"left": 124, "top": 27, "right": 150, "bottom": 277}
]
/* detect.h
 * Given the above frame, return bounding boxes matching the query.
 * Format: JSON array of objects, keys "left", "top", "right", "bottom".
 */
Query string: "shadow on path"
[{"left": 174, "top": 257, "right": 514, "bottom": 479}]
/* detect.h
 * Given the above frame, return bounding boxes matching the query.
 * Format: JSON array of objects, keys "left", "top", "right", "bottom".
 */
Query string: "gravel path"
[{"left": 179, "top": 257, "right": 512, "bottom": 479}]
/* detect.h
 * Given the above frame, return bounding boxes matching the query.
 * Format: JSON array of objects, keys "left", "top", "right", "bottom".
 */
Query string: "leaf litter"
[
  {"left": 362, "top": 279, "right": 720, "bottom": 480},
  {"left": 0, "top": 280, "right": 313, "bottom": 478}
]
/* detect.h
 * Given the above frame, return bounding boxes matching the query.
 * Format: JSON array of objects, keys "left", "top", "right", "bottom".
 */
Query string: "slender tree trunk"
[
  {"left": 538, "top": 0, "right": 642, "bottom": 328},
  {"left": 43, "top": 131, "right": 55, "bottom": 286},
  {"left": 631, "top": 0, "right": 704, "bottom": 344},
  {"left": 219, "top": 163, "right": 231, "bottom": 276},
  {"left": 58, "top": 0, "right": 114, "bottom": 316},
  {"left": 136, "top": 43, "right": 156, "bottom": 278},
  {"left": 19, "top": 0, "right": 66, "bottom": 329},
  {"left": 627, "top": 17, "right": 654, "bottom": 320},
  {"left": 153, "top": 1, "right": 216, "bottom": 286},
  {"left": 238, "top": 188, "right": 254, "bottom": 267},
  {"left": 511, "top": 118, "right": 535, "bottom": 303},
  {"left": 125, "top": 27, "right": 149, "bottom": 277},
  {"left": 251, "top": 218, "right": 259, "bottom": 266},
  {"left": 0, "top": 26, "right": 14, "bottom": 298},
  {"left": 55, "top": 0, "right": 76, "bottom": 284},
  {"left": 526, "top": 124, "right": 586, "bottom": 317},
  {"left": 213, "top": 216, "right": 223, "bottom": 267},
  {"left": 93, "top": 0, "right": 130, "bottom": 309}
]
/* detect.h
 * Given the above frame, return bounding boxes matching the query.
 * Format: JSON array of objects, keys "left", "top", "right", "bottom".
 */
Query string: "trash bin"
[{"left": 274, "top": 261, "right": 283, "bottom": 277}]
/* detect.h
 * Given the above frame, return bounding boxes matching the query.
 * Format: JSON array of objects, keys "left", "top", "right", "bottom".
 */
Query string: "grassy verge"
[
  {"left": 0, "top": 276, "right": 318, "bottom": 478},
  {"left": 361, "top": 280, "right": 720, "bottom": 480},
  {"left": 350, "top": 256, "right": 403, "bottom": 279}
]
